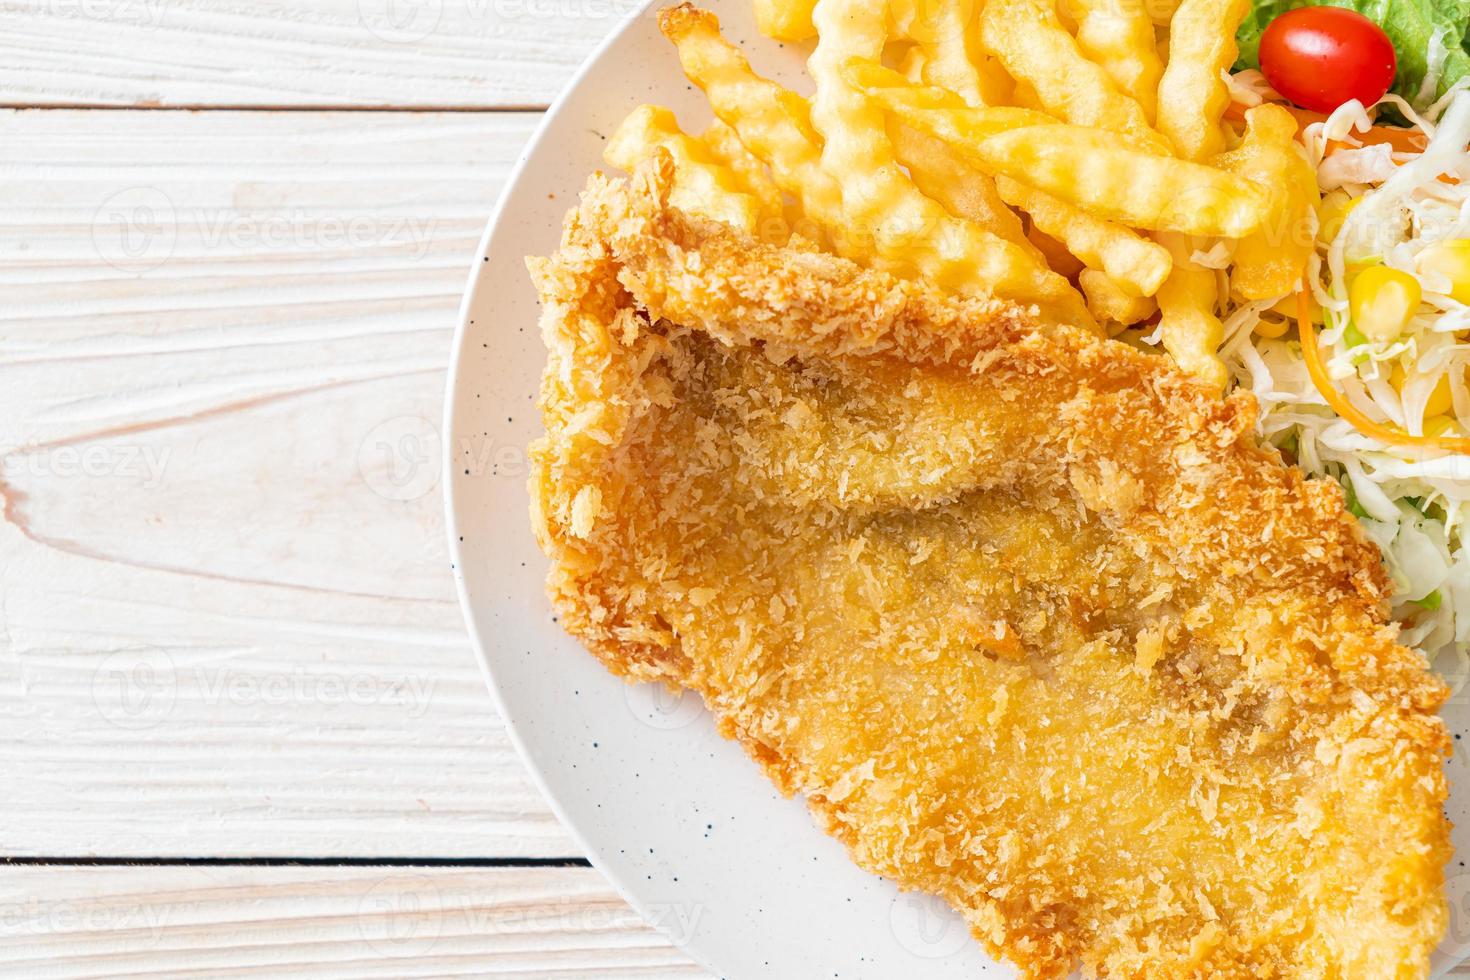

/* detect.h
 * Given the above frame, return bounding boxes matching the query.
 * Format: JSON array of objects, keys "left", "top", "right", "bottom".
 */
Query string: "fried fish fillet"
[{"left": 527, "top": 157, "right": 1452, "bottom": 978}]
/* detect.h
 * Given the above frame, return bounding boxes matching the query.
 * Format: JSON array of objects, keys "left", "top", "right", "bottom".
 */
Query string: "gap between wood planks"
[
  {"left": 2, "top": 857, "right": 591, "bottom": 867},
  {"left": 0, "top": 103, "right": 551, "bottom": 112}
]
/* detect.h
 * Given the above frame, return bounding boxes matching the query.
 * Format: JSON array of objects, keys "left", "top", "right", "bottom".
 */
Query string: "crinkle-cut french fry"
[
  {"left": 1147, "top": 0, "right": 1182, "bottom": 25},
  {"left": 1213, "top": 104, "right": 1319, "bottom": 300},
  {"left": 1158, "top": 269, "right": 1225, "bottom": 388},
  {"left": 897, "top": 43, "right": 929, "bottom": 84},
  {"left": 1028, "top": 224, "right": 1084, "bottom": 278},
  {"left": 700, "top": 119, "right": 793, "bottom": 239},
  {"left": 1155, "top": 0, "right": 1250, "bottom": 160},
  {"left": 889, "top": 8, "right": 1014, "bottom": 105},
  {"left": 605, "top": 105, "right": 764, "bottom": 234},
  {"left": 754, "top": 0, "right": 816, "bottom": 41},
  {"left": 808, "top": 0, "right": 1091, "bottom": 323},
  {"left": 967, "top": 125, "right": 1270, "bottom": 238},
  {"left": 888, "top": 0, "right": 986, "bottom": 106},
  {"left": 1155, "top": 232, "right": 1227, "bottom": 389},
  {"left": 968, "top": 19, "right": 1018, "bottom": 106},
  {"left": 661, "top": 4, "right": 1087, "bottom": 321},
  {"left": 844, "top": 60, "right": 1056, "bottom": 135},
  {"left": 994, "top": 175, "right": 1170, "bottom": 296},
  {"left": 1010, "top": 79, "right": 1046, "bottom": 111},
  {"left": 660, "top": 5, "right": 841, "bottom": 247},
  {"left": 1080, "top": 268, "right": 1158, "bottom": 324},
  {"left": 850, "top": 72, "right": 1264, "bottom": 242},
  {"left": 848, "top": 57, "right": 1037, "bottom": 251},
  {"left": 890, "top": 124, "right": 1037, "bottom": 256},
  {"left": 978, "top": 0, "right": 1169, "bottom": 153},
  {"left": 1060, "top": 0, "right": 1163, "bottom": 121}
]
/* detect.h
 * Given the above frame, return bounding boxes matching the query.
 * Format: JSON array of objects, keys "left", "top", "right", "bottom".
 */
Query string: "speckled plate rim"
[{"left": 442, "top": 4, "right": 1470, "bottom": 974}]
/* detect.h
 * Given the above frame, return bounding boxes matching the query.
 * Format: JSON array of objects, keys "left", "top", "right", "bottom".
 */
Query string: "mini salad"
[{"left": 1208, "top": 4, "right": 1470, "bottom": 683}]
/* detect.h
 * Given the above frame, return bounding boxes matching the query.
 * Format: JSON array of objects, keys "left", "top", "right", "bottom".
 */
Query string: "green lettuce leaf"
[{"left": 1235, "top": 0, "right": 1470, "bottom": 109}]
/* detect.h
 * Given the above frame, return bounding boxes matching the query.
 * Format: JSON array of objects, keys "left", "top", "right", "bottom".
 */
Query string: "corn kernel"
[
  {"left": 1345, "top": 258, "right": 1381, "bottom": 279},
  {"left": 1390, "top": 362, "right": 1455, "bottom": 419},
  {"left": 1317, "top": 192, "right": 1360, "bottom": 244},
  {"left": 1349, "top": 266, "right": 1422, "bottom": 343},
  {"left": 1417, "top": 240, "right": 1470, "bottom": 305},
  {"left": 1269, "top": 291, "right": 1321, "bottom": 323}
]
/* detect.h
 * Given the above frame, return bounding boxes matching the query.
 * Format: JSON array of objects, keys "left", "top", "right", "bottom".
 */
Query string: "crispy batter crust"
[{"left": 527, "top": 156, "right": 1452, "bottom": 979}]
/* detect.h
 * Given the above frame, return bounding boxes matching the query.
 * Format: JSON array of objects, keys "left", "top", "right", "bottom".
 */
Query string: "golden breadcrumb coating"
[{"left": 526, "top": 155, "right": 1452, "bottom": 979}]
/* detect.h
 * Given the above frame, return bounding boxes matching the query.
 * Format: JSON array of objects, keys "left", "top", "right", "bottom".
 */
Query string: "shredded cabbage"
[
  {"left": 1222, "top": 88, "right": 1470, "bottom": 684},
  {"left": 1317, "top": 144, "right": 1398, "bottom": 189}
]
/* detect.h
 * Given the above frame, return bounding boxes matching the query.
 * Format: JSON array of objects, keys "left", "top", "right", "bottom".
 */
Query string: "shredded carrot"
[
  {"left": 1295, "top": 284, "right": 1470, "bottom": 453},
  {"left": 1336, "top": 130, "right": 1429, "bottom": 155},
  {"left": 1226, "top": 102, "right": 1428, "bottom": 155}
]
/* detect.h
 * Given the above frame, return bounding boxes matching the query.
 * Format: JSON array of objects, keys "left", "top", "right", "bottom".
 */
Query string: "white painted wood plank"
[
  {"left": 0, "top": 0, "right": 631, "bottom": 108},
  {"left": 0, "top": 866, "right": 711, "bottom": 978},
  {"left": 4, "top": 865, "right": 1465, "bottom": 977},
  {"left": 0, "top": 108, "right": 579, "bottom": 856}
]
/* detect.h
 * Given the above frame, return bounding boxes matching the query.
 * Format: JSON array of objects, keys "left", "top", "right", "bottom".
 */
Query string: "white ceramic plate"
[{"left": 443, "top": 4, "right": 1470, "bottom": 974}]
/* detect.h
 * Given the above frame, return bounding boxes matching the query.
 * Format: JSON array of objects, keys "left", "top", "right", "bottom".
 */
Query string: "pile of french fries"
[{"left": 604, "top": 0, "right": 1318, "bottom": 389}]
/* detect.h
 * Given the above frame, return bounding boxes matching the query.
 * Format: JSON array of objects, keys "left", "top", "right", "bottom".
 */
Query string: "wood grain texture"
[
  {"left": 0, "top": 866, "right": 710, "bottom": 977},
  {"left": 0, "top": 0, "right": 634, "bottom": 108},
  {"left": 4, "top": 6, "right": 1467, "bottom": 972},
  {"left": 2, "top": 864, "right": 1462, "bottom": 977},
  {"left": 0, "top": 108, "right": 579, "bottom": 857}
]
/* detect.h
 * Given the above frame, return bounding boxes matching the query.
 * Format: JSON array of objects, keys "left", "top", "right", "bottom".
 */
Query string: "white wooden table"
[
  {"left": 0, "top": 3, "right": 710, "bottom": 974},
  {"left": 5, "top": 5, "right": 1468, "bottom": 977}
]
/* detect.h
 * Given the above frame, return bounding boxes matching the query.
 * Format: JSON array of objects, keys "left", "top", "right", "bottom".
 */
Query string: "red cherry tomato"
[{"left": 1259, "top": 7, "right": 1397, "bottom": 114}]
